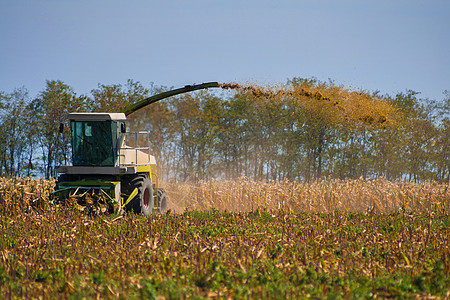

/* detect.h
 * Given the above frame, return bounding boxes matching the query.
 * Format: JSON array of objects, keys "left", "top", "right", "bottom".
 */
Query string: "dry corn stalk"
[{"left": 165, "top": 177, "right": 449, "bottom": 213}]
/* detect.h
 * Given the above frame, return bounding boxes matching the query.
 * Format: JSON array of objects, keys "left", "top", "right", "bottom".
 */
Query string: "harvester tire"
[
  {"left": 156, "top": 189, "right": 168, "bottom": 214},
  {"left": 123, "top": 174, "right": 154, "bottom": 215}
]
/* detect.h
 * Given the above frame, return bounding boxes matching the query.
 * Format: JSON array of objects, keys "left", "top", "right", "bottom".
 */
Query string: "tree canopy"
[{"left": 0, "top": 78, "right": 448, "bottom": 183}]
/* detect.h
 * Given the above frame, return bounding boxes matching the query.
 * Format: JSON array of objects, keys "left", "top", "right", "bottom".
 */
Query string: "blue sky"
[{"left": 1, "top": 0, "right": 449, "bottom": 102}]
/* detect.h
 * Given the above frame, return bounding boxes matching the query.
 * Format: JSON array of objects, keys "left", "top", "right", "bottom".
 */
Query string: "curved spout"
[{"left": 122, "top": 82, "right": 220, "bottom": 116}]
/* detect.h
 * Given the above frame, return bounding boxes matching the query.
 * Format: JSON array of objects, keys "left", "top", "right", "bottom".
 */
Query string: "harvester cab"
[
  {"left": 54, "top": 82, "right": 220, "bottom": 215},
  {"left": 70, "top": 112, "right": 127, "bottom": 168}
]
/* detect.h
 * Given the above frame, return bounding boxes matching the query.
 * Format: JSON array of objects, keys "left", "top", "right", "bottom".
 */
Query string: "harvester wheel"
[
  {"left": 123, "top": 175, "right": 154, "bottom": 215},
  {"left": 156, "top": 189, "right": 168, "bottom": 214}
]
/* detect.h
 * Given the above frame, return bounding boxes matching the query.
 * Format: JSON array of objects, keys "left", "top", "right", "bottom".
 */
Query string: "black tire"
[
  {"left": 156, "top": 189, "right": 168, "bottom": 214},
  {"left": 122, "top": 174, "right": 154, "bottom": 215}
]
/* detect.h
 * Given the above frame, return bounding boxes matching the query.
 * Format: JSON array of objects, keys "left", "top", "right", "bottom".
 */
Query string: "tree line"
[{"left": 0, "top": 78, "right": 448, "bottom": 183}]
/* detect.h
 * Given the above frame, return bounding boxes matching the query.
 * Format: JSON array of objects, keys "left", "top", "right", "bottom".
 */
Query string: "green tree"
[
  {"left": 168, "top": 92, "right": 221, "bottom": 182},
  {"left": 432, "top": 91, "right": 449, "bottom": 183},
  {"left": 91, "top": 79, "right": 148, "bottom": 112},
  {"left": 434, "top": 119, "right": 449, "bottom": 183},
  {"left": 33, "top": 80, "right": 87, "bottom": 179},
  {"left": 0, "top": 87, "right": 34, "bottom": 176}
]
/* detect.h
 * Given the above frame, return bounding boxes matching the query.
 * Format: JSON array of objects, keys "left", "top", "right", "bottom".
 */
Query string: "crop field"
[
  {"left": 0, "top": 177, "right": 449, "bottom": 299},
  {"left": 165, "top": 177, "right": 449, "bottom": 214}
]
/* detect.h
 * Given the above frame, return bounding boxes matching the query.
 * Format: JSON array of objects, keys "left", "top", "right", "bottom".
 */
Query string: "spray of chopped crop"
[{"left": 219, "top": 82, "right": 397, "bottom": 126}]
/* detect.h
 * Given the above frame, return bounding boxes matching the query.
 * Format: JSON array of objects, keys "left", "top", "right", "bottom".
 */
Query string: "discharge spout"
[{"left": 122, "top": 81, "right": 220, "bottom": 116}]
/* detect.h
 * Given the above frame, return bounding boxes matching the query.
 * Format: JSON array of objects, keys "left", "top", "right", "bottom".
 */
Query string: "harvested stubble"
[{"left": 166, "top": 177, "right": 449, "bottom": 214}]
